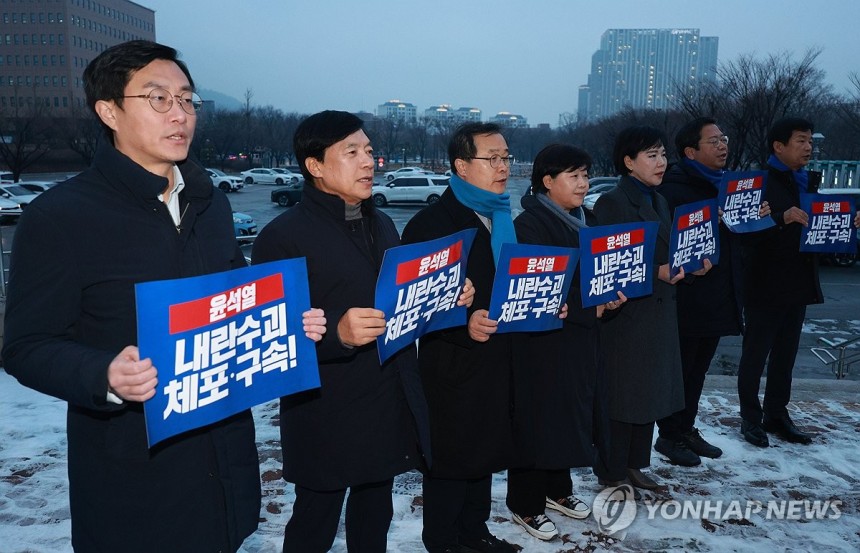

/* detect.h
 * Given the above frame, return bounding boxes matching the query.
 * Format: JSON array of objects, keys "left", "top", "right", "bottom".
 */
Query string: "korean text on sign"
[
  {"left": 799, "top": 193, "right": 857, "bottom": 254},
  {"left": 717, "top": 170, "right": 775, "bottom": 233},
  {"left": 669, "top": 199, "right": 720, "bottom": 277}
]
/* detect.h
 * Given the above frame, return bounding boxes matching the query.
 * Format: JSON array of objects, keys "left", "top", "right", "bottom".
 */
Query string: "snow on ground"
[{"left": 1, "top": 370, "right": 859, "bottom": 553}]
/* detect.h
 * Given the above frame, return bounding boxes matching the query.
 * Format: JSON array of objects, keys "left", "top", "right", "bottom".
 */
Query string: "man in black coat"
[
  {"left": 654, "top": 118, "right": 751, "bottom": 466},
  {"left": 401, "top": 122, "right": 519, "bottom": 553},
  {"left": 2, "top": 41, "right": 263, "bottom": 552}
]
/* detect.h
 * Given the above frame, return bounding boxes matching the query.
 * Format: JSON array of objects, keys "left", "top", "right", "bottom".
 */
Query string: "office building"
[{"left": 377, "top": 99, "right": 417, "bottom": 121}]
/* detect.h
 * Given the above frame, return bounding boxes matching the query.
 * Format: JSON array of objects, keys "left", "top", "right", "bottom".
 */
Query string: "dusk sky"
[{"left": 141, "top": 0, "right": 859, "bottom": 127}]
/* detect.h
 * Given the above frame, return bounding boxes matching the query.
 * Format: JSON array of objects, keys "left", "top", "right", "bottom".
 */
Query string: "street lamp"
[{"left": 812, "top": 132, "right": 825, "bottom": 160}]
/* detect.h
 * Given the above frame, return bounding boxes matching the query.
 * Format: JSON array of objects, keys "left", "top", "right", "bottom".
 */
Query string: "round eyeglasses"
[
  {"left": 699, "top": 135, "right": 729, "bottom": 148},
  {"left": 470, "top": 155, "right": 514, "bottom": 168},
  {"left": 120, "top": 88, "right": 203, "bottom": 115}
]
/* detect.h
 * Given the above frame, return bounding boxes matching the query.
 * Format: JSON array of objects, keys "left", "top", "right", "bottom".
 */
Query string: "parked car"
[
  {"left": 206, "top": 168, "right": 244, "bottom": 192},
  {"left": 232, "top": 211, "right": 257, "bottom": 242},
  {"left": 0, "top": 196, "right": 23, "bottom": 222},
  {"left": 283, "top": 165, "right": 304, "bottom": 176},
  {"left": 371, "top": 175, "right": 449, "bottom": 207},
  {"left": 0, "top": 183, "right": 39, "bottom": 207},
  {"left": 18, "top": 181, "right": 59, "bottom": 194},
  {"left": 271, "top": 184, "right": 303, "bottom": 207},
  {"left": 240, "top": 168, "right": 292, "bottom": 185},
  {"left": 1, "top": 172, "right": 14, "bottom": 184},
  {"left": 383, "top": 167, "right": 430, "bottom": 181},
  {"left": 271, "top": 168, "right": 302, "bottom": 184},
  {"left": 583, "top": 176, "right": 620, "bottom": 210}
]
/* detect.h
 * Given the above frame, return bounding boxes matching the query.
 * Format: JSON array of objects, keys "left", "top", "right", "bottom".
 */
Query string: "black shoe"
[
  {"left": 626, "top": 468, "right": 661, "bottom": 490},
  {"left": 654, "top": 436, "right": 702, "bottom": 466},
  {"left": 459, "top": 533, "right": 516, "bottom": 553},
  {"left": 741, "top": 420, "right": 769, "bottom": 447},
  {"left": 682, "top": 428, "right": 723, "bottom": 458},
  {"left": 762, "top": 414, "right": 813, "bottom": 445}
]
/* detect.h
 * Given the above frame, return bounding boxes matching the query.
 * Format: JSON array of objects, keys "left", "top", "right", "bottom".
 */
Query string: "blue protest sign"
[
  {"left": 136, "top": 259, "right": 320, "bottom": 447},
  {"left": 375, "top": 229, "right": 476, "bottom": 364},
  {"left": 717, "top": 170, "right": 775, "bottom": 233},
  {"left": 486, "top": 243, "right": 579, "bottom": 334},
  {"left": 669, "top": 199, "right": 720, "bottom": 277},
  {"left": 799, "top": 193, "right": 857, "bottom": 253},
  {"left": 579, "top": 222, "right": 659, "bottom": 308}
]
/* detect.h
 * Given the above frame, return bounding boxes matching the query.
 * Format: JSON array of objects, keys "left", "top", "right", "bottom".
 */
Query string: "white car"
[
  {"left": 0, "top": 196, "right": 22, "bottom": 220},
  {"left": 240, "top": 168, "right": 293, "bottom": 185},
  {"left": 18, "top": 181, "right": 59, "bottom": 194},
  {"left": 206, "top": 168, "right": 244, "bottom": 192},
  {"left": 272, "top": 168, "right": 303, "bottom": 185},
  {"left": 583, "top": 176, "right": 620, "bottom": 210},
  {"left": 383, "top": 167, "right": 430, "bottom": 181},
  {"left": 0, "top": 183, "right": 39, "bottom": 207},
  {"left": 372, "top": 175, "right": 449, "bottom": 207}
]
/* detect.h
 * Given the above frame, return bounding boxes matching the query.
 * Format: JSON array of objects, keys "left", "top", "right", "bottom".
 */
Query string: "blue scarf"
[
  {"left": 768, "top": 154, "right": 809, "bottom": 192},
  {"left": 683, "top": 158, "right": 724, "bottom": 188},
  {"left": 448, "top": 174, "right": 516, "bottom": 266},
  {"left": 630, "top": 176, "right": 655, "bottom": 206}
]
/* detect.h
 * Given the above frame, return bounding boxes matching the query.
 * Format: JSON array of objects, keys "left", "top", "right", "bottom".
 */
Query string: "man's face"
[
  {"left": 457, "top": 133, "right": 509, "bottom": 194},
  {"left": 687, "top": 124, "right": 728, "bottom": 170},
  {"left": 774, "top": 130, "right": 813, "bottom": 171},
  {"left": 104, "top": 59, "right": 196, "bottom": 176},
  {"left": 309, "top": 129, "right": 375, "bottom": 205}
]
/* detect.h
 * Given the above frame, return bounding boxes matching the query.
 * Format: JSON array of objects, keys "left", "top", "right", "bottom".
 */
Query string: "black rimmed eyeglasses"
[
  {"left": 470, "top": 155, "right": 514, "bottom": 168},
  {"left": 120, "top": 88, "right": 204, "bottom": 115}
]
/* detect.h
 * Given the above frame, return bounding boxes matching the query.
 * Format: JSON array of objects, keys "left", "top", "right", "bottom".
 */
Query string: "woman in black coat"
[
  {"left": 506, "top": 144, "right": 621, "bottom": 542},
  {"left": 591, "top": 126, "right": 697, "bottom": 493}
]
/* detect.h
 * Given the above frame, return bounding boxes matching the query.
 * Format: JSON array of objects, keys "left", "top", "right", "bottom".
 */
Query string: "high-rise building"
[
  {"left": 0, "top": 0, "right": 156, "bottom": 113},
  {"left": 578, "top": 28, "right": 718, "bottom": 122}
]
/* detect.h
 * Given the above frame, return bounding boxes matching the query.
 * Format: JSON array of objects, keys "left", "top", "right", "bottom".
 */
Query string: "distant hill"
[{"left": 197, "top": 88, "right": 243, "bottom": 111}]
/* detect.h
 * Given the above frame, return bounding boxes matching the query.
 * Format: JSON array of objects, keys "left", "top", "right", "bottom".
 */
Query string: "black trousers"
[
  {"left": 593, "top": 419, "right": 654, "bottom": 482},
  {"left": 283, "top": 479, "right": 394, "bottom": 553},
  {"left": 657, "top": 335, "right": 721, "bottom": 440},
  {"left": 506, "top": 468, "right": 573, "bottom": 516},
  {"left": 737, "top": 303, "right": 806, "bottom": 424},
  {"left": 422, "top": 474, "right": 492, "bottom": 551}
]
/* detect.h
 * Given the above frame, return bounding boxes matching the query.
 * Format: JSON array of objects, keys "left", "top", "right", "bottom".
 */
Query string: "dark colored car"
[{"left": 271, "top": 184, "right": 302, "bottom": 207}]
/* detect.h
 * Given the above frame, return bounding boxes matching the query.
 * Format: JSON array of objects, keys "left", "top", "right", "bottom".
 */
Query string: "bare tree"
[
  {"left": 0, "top": 89, "right": 54, "bottom": 181},
  {"left": 53, "top": 99, "right": 102, "bottom": 166}
]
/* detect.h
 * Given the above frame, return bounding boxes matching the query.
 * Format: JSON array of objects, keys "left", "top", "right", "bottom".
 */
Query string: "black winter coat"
[
  {"left": 401, "top": 188, "right": 522, "bottom": 479},
  {"left": 513, "top": 194, "right": 608, "bottom": 469},
  {"left": 2, "top": 142, "right": 260, "bottom": 553},
  {"left": 657, "top": 162, "right": 744, "bottom": 338},
  {"left": 592, "top": 177, "right": 685, "bottom": 424},
  {"left": 741, "top": 165, "right": 823, "bottom": 308},
  {"left": 251, "top": 183, "right": 427, "bottom": 491}
]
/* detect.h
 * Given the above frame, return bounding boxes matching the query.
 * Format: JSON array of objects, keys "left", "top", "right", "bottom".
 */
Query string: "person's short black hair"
[
  {"left": 83, "top": 40, "right": 194, "bottom": 142},
  {"left": 613, "top": 126, "right": 668, "bottom": 175},
  {"left": 767, "top": 117, "right": 814, "bottom": 154},
  {"left": 448, "top": 122, "right": 502, "bottom": 175},
  {"left": 531, "top": 144, "right": 592, "bottom": 194},
  {"left": 674, "top": 117, "right": 718, "bottom": 160},
  {"left": 293, "top": 110, "right": 365, "bottom": 184}
]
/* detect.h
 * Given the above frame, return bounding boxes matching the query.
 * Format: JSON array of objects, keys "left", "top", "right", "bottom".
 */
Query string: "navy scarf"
[
  {"left": 768, "top": 154, "right": 809, "bottom": 192},
  {"left": 683, "top": 158, "right": 724, "bottom": 189}
]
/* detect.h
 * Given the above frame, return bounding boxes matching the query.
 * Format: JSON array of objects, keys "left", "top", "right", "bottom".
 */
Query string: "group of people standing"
[{"left": 3, "top": 38, "right": 860, "bottom": 553}]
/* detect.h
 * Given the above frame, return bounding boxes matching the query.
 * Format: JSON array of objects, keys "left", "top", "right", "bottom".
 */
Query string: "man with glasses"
[
  {"left": 2, "top": 40, "right": 266, "bottom": 552},
  {"left": 654, "top": 117, "right": 760, "bottom": 466},
  {"left": 402, "top": 122, "right": 519, "bottom": 553}
]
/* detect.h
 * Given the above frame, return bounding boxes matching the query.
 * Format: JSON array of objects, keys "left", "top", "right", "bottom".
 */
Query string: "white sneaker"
[
  {"left": 546, "top": 495, "right": 591, "bottom": 519},
  {"left": 511, "top": 512, "right": 558, "bottom": 541}
]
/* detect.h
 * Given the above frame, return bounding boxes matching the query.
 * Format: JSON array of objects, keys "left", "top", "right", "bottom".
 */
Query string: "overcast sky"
[{"left": 141, "top": 0, "right": 858, "bottom": 127}]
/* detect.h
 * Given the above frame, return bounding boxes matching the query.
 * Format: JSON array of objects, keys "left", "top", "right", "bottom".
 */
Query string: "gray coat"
[{"left": 592, "top": 176, "right": 684, "bottom": 424}]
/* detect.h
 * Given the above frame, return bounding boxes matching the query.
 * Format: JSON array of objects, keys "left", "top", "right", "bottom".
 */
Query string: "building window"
[
  {"left": 22, "top": 34, "right": 28, "bottom": 44},
  {"left": 61, "top": 76, "right": 67, "bottom": 87},
  {"left": 59, "top": 55, "right": 65, "bottom": 66},
  {"left": 58, "top": 33, "right": 64, "bottom": 45},
  {"left": 63, "top": 96, "right": 68, "bottom": 107}
]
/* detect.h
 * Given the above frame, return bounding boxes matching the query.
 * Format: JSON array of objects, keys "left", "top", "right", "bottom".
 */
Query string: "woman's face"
[
  {"left": 544, "top": 165, "right": 589, "bottom": 211},
  {"left": 624, "top": 144, "right": 667, "bottom": 187}
]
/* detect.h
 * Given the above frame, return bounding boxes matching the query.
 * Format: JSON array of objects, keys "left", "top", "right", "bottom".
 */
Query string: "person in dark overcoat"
[
  {"left": 736, "top": 117, "right": 859, "bottom": 447},
  {"left": 1, "top": 41, "right": 269, "bottom": 552},
  {"left": 401, "top": 122, "right": 520, "bottom": 553},
  {"left": 592, "top": 126, "right": 701, "bottom": 492},
  {"left": 252, "top": 111, "right": 471, "bottom": 553},
  {"left": 505, "top": 144, "right": 621, "bottom": 542}
]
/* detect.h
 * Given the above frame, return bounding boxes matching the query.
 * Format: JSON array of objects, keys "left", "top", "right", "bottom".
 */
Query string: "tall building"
[
  {"left": 0, "top": 0, "right": 155, "bottom": 113},
  {"left": 377, "top": 99, "right": 417, "bottom": 121},
  {"left": 578, "top": 28, "right": 718, "bottom": 121}
]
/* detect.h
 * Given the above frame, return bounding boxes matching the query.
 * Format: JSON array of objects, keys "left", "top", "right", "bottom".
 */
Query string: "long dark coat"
[
  {"left": 401, "top": 187, "right": 522, "bottom": 479},
  {"left": 741, "top": 165, "right": 823, "bottom": 308},
  {"left": 513, "top": 194, "right": 608, "bottom": 469},
  {"left": 592, "top": 176, "right": 685, "bottom": 424},
  {"left": 657, "top": 162, "right": 744, "bottom": 337},
  {"left": 2, "top": 142, "right": 261, "bottom": 553},
  {"left": 251, "top": 183, "right": 428, "bottom": 491}
]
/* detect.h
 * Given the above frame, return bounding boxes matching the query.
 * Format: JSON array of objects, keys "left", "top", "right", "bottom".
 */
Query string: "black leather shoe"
[
  {"left": 627, "top": 468, "right": 661, "bottom": 490},
  {"left": 762, "top": 414, "right": 813, "bottom": 445},
  {"left": 741, "top": 420, "right": 769, "bottom": 447},
  {"left": 459, "top": 533, "right": 516, "bottom": 553},
  {"left": 654, "top": 436, "right": 702, "bottom": 466},
  {"left": 682, "top": 428, "right": 723, "bottom": 458}
]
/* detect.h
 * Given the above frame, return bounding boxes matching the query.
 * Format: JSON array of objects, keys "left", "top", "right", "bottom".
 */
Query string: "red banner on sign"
[{"left": 395, "top": 240, "right": 463, "bottom": 285}]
